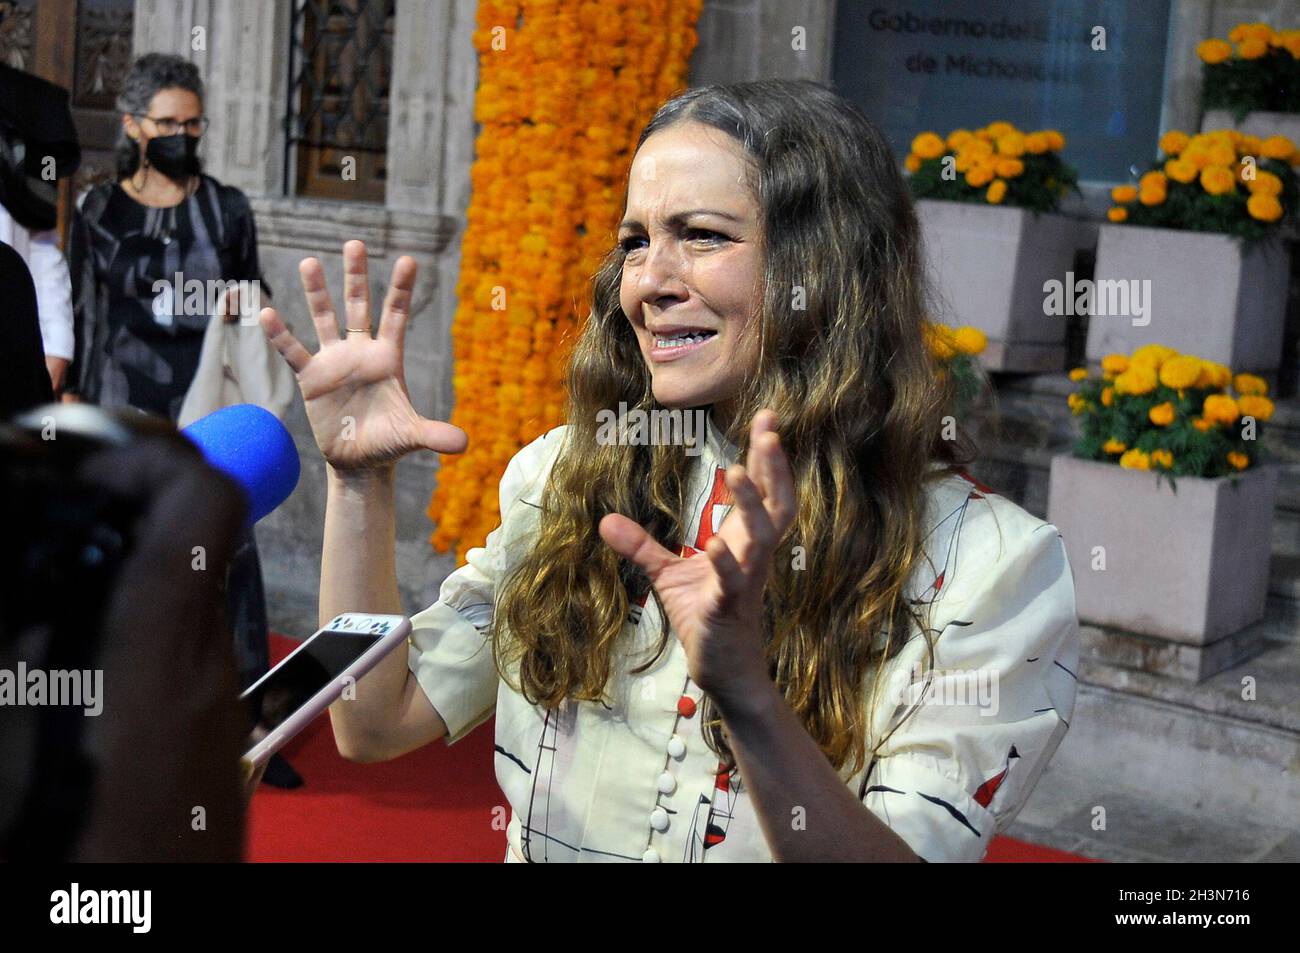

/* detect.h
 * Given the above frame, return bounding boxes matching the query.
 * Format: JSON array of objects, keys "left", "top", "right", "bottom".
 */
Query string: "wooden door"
[{"left": 0, "top": 0, "right": 134, "bottom": 247}]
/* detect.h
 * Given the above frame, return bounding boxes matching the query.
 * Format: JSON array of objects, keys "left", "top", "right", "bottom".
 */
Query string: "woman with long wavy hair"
[{"left": 260, "top": 79, "right": 1079, "bottom": 863}]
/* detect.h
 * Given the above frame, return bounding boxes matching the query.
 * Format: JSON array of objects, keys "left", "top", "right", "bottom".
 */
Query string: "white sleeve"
[
  {"left": 862, "top": 508, "right": 1080, "bottom": 862},
  {"left": 28, "top": 228, "right": 75, "bottom": 360},
  {"left": 407, "top": 426, "right": 567, "bottom": 744}
]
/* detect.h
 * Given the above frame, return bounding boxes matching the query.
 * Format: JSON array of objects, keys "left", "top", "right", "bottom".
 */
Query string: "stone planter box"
[
  {"left": 1047, "top": 454, "right": 1277, "bottom": 647},
  {"left": 1201, "top": 109, "right": 1300, "bottom": 149},
  {"left": 916, "top": 199, "right": 1083, "bottom": 372},
  {"left": 1086, "top": 223, "right": 1290, "bottom": 373}
]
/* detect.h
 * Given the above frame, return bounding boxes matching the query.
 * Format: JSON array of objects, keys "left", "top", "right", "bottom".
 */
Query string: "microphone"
[{"left": 181, "top": 404, "right": 300, "bottom": 524}]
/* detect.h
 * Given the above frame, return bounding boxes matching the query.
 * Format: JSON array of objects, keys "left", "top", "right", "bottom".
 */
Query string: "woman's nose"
[{"left": 636, "top": 239, "right": 685, "bottom": 296}]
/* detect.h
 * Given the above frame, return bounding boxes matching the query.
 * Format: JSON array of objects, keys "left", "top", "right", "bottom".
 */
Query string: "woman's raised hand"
[
  {"left": 259, "top": 240, "right": 467, "bottom": 470},
  {"left": 597, "top": 409, "right": 796, "bottom": 706}
]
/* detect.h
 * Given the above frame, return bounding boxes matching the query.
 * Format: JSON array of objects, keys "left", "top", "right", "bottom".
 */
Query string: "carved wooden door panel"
[{"left": 0, "top": 0, "right": 133, "bottom": 245}]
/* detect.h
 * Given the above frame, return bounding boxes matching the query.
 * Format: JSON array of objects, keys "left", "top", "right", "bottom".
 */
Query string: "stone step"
[{"left": 1042, "top": 633, "right": 1300, "bottom": 832}]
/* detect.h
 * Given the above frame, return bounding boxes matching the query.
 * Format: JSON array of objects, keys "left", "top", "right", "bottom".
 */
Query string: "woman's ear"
[{"left": 122, "top": 113, "right": 140, "bottom": 142}]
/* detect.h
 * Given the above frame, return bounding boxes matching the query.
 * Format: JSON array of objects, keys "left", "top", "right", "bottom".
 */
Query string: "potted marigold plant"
[
  {"left": 1198, "top": 21, "right": 1300, "bottom": 142},
  {"left": 1047, "top": 344, "right": 1278, "bottom": 653},
  {"left": 1089, "top": 128, "right": 1297, "bottom": 373},
  {"left": 907, "top": 122, "right": 1084, "bottom": 372},
  {"left": 925, "top": 322, "right": 988, "bottom": 415}
]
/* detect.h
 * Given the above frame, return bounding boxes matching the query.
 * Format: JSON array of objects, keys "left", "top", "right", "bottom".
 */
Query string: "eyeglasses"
[{"left": 134, "top": 114, "right": 209, "bottom": 137}]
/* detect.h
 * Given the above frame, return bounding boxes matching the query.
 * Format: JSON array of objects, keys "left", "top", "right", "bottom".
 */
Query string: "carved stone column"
[{"left": 386, "top": 0, "right": 480, "bottom": 217}]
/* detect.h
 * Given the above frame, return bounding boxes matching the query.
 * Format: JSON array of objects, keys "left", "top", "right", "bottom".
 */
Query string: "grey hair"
[{"left": 114, "top": 53, "right": 204, "bottom": 179}]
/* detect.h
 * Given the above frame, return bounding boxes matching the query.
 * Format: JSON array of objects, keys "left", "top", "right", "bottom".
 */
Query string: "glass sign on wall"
[{"left": 831, "top": 0, "right": 1174, "bottom": 182}]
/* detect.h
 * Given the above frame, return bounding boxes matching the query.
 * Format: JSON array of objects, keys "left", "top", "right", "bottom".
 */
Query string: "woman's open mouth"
[{"left": 650, "top": 329, "right": 717, "bottom": 362}]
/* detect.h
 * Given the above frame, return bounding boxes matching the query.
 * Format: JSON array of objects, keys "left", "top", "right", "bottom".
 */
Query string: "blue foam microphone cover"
[{"left": 181, "top": 404, "right": 300, "bottom": 524}]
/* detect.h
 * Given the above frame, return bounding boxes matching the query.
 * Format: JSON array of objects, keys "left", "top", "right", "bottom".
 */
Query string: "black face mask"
[{"left": 143, "top": 133, "right": 201, "bottom": 179}]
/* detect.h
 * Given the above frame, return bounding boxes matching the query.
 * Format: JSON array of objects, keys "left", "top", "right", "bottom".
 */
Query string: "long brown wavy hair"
[{"left": 492, "top": 79, "right": 976, "bottom": 779}]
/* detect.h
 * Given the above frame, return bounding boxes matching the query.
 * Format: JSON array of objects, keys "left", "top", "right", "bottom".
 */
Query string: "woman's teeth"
[{"left": 656, "top": 331, "right": 716, "bottom": 348}]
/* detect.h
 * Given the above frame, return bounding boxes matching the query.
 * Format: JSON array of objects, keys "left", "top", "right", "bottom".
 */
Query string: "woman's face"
[
  {"left": 618, "top": 121, "right": 763, "bottom": 422},
  {"left": 124, "top": 88, "right": 203, "bottom": 150}
]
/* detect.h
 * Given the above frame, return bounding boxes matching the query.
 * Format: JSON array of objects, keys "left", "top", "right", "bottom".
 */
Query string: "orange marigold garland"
[{"left": 428, "top": 0, "right": 704, "bottom": 564}]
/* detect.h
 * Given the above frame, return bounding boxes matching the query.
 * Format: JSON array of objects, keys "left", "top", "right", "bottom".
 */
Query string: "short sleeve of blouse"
[
  {"left": 406, "top": 426, "right": 568, "bottom": 744},
  {"left": 861, "top": 495, "right": 1080, "bottom": 862}
]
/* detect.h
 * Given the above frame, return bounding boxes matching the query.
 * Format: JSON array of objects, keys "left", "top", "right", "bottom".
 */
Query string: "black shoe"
[{"left": 261, "top": 751, "right": 303, "bottom": 789}]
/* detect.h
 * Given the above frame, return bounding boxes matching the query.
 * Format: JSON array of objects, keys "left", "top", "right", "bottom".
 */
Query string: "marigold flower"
[
  {"left": 1140, "top": 170, "right": 1168, "bottom": 191},
  {"left": 1237, "top": 394, "right": 1275, "bottom": 422},
  {"left": 1246, "top": 170, "right": 1283, "bottom": 195},
  {"left": 1114, "top": 364, "right": 1158, "bottom": 396},
  {"left": 1101, "top": 353, "right": 1129, "bottom": 375},
  {"left": 1149, "top": 402, "right": 1176, "bottom": 426},
  {"left": 994, "top": 157, "right": 1024, "bottom": 178},
  {"left": 1260, "top": 135, "right": 1297, "bottom": 160},
  {"left": 1182, "top": 146, "right": 1211, "bottom": 170},
  {"left": 1203, "top": 393, "right": 1240, "bottom": 425},
  {"left": 1194, "top": 359, "right": 1232, "bottom": 389},
  {"left": 911, "top": 132, "right": 947, "bottom": 160},
  {"left": 1200, "top": 165, "right": 1237, "bottom": 195},
  {"left": 1131, "top": 344, "right": 1178, "bottom": 370},
  {"left": 1247, "top": 193, "right": 1283, "bottom": 221},
  {"left": 1227, "top": 451, "right": 1249, "bottom": 470},
  {"left": 1119, "top": 448, "right": 1151, "bottom": 470},
  {"left": 1239, "top": 134, "right": 1264, "bottom": 156},
  {"left": 1230, "top": 22, "right": 1275, "bottom": 44},
  {"left": 952, "top": 326, "right": 987, "bottom": 355},
  {"left": 1160, "top": 130, "right": 1190, "bottom": 155},
  {"left": 996, "top": 132, "right": 1026, "bottom": 157},
  {"left": 926, "top": 323, "right": 956, "bottom": 360},
  {"left": 1164, "top": 158, "right": 1198, "bottom": 184},
  {"left": 1196, "top": 38, "right": 1233, "bottom": 63},
  {"left": 1237, "top": 37, "right": 1269, "bottom": 59},
  {"left": 1159, "top": 355, "right": 1203, "bottom": 389},
  {"left": 1233, "top": 372, "right": 1268, "bottom": 396}
]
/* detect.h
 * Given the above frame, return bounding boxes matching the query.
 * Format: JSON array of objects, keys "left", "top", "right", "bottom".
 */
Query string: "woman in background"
[{"left": 67, "top": 53, "right": 299, "bottom": 788}]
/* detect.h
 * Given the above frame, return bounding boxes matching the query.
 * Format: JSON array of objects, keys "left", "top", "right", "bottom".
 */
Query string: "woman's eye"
[{"left": 619, "top": 230, "right": 726, "bottom": 254}]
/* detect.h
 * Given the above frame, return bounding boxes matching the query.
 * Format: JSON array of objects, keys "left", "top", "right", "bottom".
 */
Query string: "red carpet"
[
  {"left": 245, "top": 634, "right": 505, "bottom": 862},
  {"left": 247, "top": 635, "right": 1093, "bottom": 863}
]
